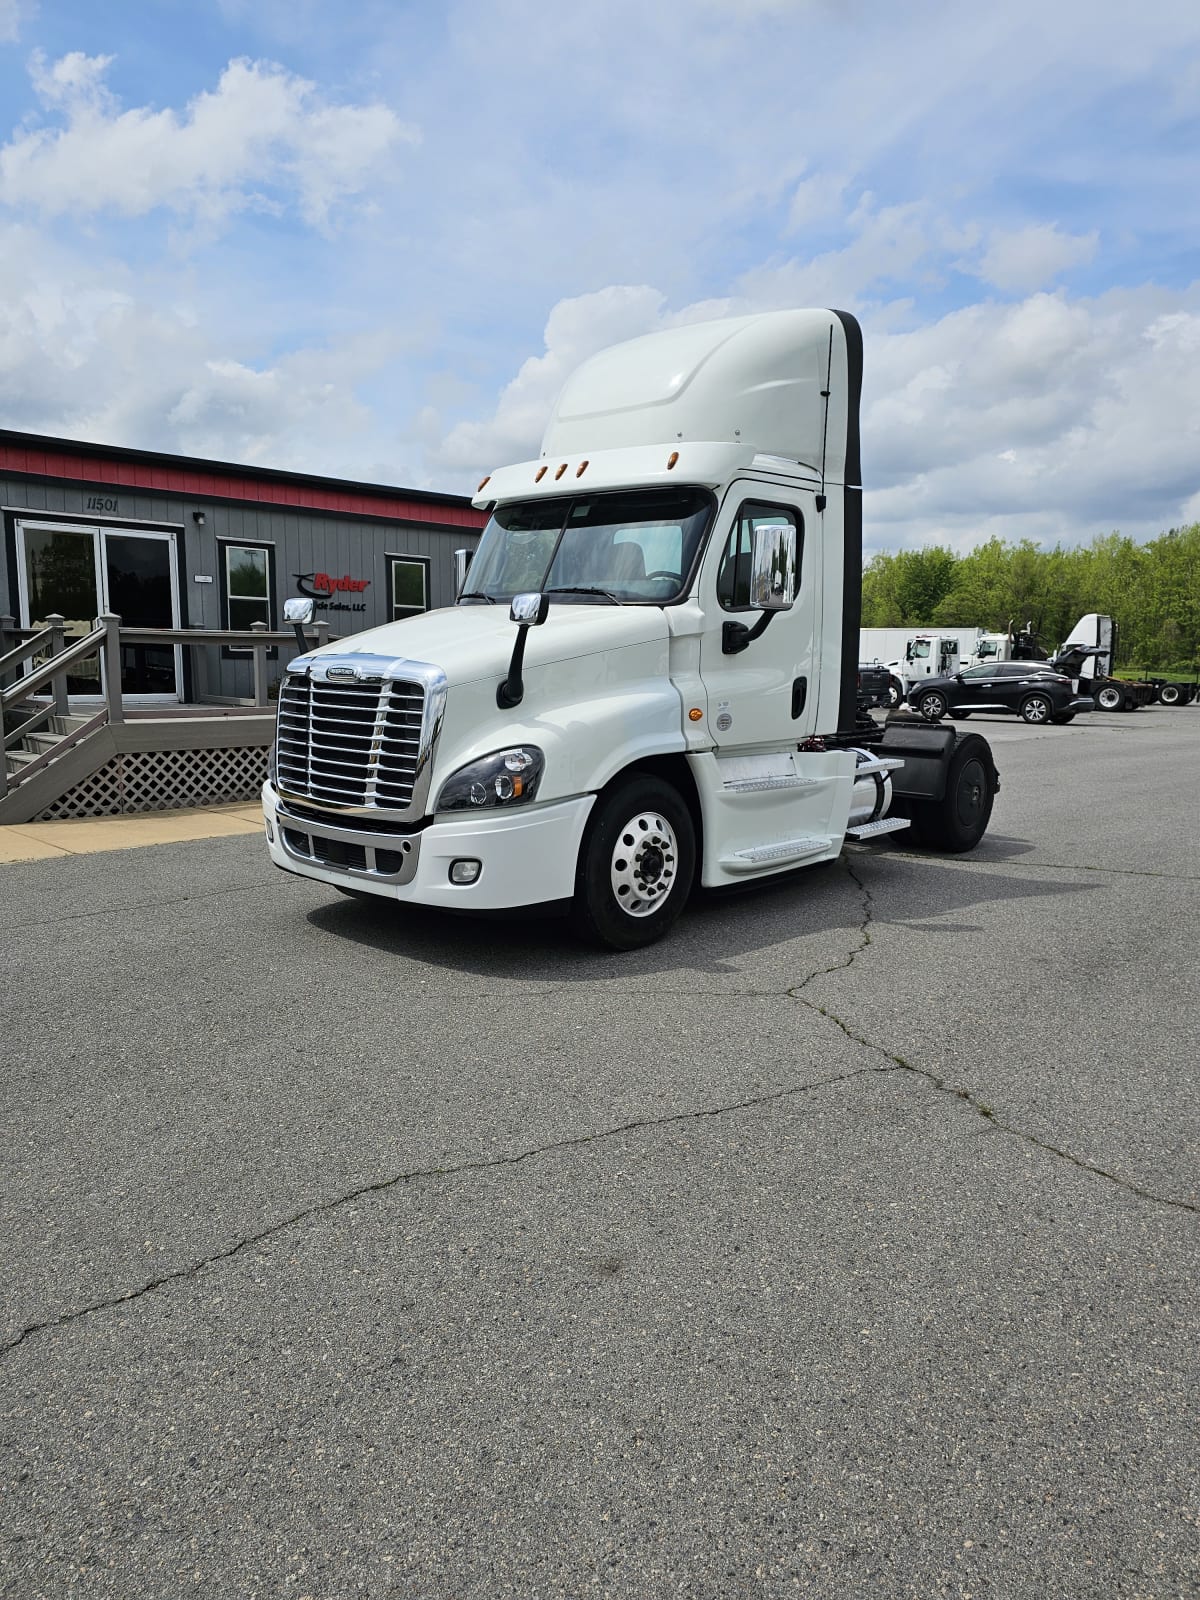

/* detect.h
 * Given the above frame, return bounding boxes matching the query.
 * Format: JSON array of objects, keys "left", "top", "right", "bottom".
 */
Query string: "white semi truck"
[{"left": 264, "top": 310, "right": 1000, "bottom": 948}]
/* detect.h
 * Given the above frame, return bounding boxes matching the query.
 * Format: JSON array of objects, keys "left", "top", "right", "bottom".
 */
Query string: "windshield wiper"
[
  {"left": 457, "top": 590, "right": 496, "bottom": 604},
  {"left": 544, "top": 585, "right": 621, "bottom": 605}
]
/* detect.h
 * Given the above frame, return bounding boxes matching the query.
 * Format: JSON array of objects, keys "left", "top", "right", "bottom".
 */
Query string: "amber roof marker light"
[
  {"left": 554, "top": 463, "right": 569, "bottom": 480},
  {"left": 535, "top": 465, "right": 548, "bottom": 482},
  {"left": 476, "top": 474, "right": 491, "bottom": 494},
  {"left": 667, "top": 451, "right": 679, "bottom": 469},
  {"left": 576, "top": 460, "right": 589, "bottom": 477}
]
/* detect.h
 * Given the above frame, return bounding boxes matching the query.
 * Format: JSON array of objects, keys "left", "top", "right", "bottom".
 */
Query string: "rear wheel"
[
  {"left": 571, "top": 776, "right": 696, "bottom": 950},
  {"left": 1158, "top": 681, "right": 1183, "bottom": 706},
  {"left": 1020, "top": 693, "right": 1053, "bottom": 724},
  {"left": 915, "top": 691, "right": 947, "bottom": 722},
  {"left": 900, "top": 734, "right": 995, "bottom": 853},
  {"left": 1095, "top": 683, "right": 1124, "bottom": 711}
]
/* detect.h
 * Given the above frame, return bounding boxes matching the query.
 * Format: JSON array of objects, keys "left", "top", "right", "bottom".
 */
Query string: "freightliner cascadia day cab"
[{"left": 264, "top": 310, "right": 1000, "bottom": 949}]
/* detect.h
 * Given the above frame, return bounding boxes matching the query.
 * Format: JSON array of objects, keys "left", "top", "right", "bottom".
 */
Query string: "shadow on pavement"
[{"left": 305, "top": 848, "right": 1098, "bottom": 982}]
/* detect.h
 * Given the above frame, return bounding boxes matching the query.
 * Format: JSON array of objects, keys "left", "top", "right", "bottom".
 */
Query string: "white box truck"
[{"left": 264, "top": 310, "right": 999, "bottom": 948}]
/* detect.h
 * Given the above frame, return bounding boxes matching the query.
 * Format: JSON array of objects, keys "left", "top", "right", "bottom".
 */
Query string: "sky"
[{"left": 0, "top": 0, "right": 1197, "bottom": 559}]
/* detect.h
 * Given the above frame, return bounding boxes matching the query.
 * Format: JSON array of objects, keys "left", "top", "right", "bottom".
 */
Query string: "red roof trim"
[{"left": 0, "top": 441, "right": 487, "bottom": 529}]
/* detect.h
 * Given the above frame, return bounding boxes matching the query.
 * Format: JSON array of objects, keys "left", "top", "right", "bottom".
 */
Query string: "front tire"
[
  {"left": 915, "top": 691, "right": 947, "bottom": 722},
  {"left": 572, "top": 777, "right": 696, "bottom": 950},
  {"left": 1020, "top": 693, "right": 1053, "bottom": 724},
  {"left": 886, "top": 677, "right": 904, "bottom": 709}
]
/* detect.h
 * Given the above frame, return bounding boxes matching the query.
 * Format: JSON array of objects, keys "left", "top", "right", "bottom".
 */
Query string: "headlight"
[{"left": 437, "top": 746, "right": 545, "bottom": 812}]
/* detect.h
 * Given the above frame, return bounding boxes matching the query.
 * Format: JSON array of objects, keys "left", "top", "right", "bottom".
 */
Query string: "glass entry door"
[{"left": 17, "top": 522, "right": 183, "bottom": 703}]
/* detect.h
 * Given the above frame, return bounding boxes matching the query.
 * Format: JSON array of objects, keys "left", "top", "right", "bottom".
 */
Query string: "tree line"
[{"left": 860, "top": 524, "right": 1200, "bottom": 673}]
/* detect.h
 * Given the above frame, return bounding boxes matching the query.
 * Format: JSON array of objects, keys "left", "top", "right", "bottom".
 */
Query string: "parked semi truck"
[
  {"left": 972, "top": 613, "right": 1195, "bottom": 710},
  {"left": 264, "top": 309, "right": 1000, "bottom": 949}
]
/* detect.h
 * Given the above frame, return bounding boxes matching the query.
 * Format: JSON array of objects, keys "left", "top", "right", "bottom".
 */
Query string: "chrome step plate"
[{"left": 844, "top": 816, "right": 911, "bottom": 841}]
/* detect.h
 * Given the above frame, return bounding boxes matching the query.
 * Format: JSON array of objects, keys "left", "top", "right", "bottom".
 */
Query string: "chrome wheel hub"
[{"left": 611, "top": 811, "right": 679, "bottom": 918}]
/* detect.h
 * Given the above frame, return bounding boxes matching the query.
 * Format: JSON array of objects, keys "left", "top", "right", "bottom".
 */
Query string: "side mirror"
[
  {"left": 284, "top": 596, "right": 314, "bottom": 653},
  {"left": 748, "top": 524, "right": 796, "bottom": 611},
  {"left": 498, "top": 593, "right": 549, "bottom": 708},
  {"left": 509, "top": 592, "right": 550, "bottom": 626}
]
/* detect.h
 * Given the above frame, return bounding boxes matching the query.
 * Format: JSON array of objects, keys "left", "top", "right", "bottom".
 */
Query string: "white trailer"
[{"left": 265, "top": 310, "right": 1000, "bottom": 948}]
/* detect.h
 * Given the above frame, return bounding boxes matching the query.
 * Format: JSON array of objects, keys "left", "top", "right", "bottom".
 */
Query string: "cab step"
[
  {"left": 721, "top": 835, "right": 833, "bottom": 872},
  {"left": 722, "top": 774, "right": 822, "bottom": 793},
  {"left": 844, "top": 816, "right": 911, "bottom": 842}
]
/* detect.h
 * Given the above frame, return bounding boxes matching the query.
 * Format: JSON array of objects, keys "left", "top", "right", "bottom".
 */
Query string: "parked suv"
[{"left": 910, "top": 662, "right": 1093, "bottom": 725}]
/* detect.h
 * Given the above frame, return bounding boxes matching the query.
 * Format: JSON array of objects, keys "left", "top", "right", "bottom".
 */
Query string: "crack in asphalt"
[
  {"left": 4, "top": 860, "right": 1194, "bottom": 1359},
  {"left": 0, "top": 1061, "right": 884, "bottom": 1359},
  {"left": 1, "top": 879, "right": 282, "bottom": 931},
  {"left": 791, "top": 859, "right": 1199, "bottom": 1218}
]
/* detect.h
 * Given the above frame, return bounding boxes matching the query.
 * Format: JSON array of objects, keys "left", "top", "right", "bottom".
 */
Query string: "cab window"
[{"left": 716, "top": 501, "right": 802, "bottom": 612}]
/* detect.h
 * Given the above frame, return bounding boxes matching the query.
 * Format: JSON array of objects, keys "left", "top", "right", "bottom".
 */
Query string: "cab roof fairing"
[{"left": 471, "top": 309, "right": 855, "bottom": 511}]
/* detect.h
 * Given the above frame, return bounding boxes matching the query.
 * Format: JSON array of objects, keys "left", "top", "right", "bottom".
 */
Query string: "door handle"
[{"left": 791, "top": 676, "right": 807, "bottom": 719}]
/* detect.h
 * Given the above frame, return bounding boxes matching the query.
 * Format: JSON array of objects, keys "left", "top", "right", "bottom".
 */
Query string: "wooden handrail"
[
  {"left": 0, "top": 625, "right": 105, "bottom": 708},
  {"left": 117, "top": 627, "right": 334, "bottom": 647},
  {"left": 0, "top": 628, "right": 53, "bottom": 677}
]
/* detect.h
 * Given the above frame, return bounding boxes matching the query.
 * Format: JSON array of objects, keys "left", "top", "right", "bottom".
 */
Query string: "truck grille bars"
[{"left": 275, "top": 660, "right": 444, "bottom": 816}]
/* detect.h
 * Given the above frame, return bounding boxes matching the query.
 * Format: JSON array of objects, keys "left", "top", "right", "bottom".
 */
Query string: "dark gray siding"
[{"left": 2, "top": 476, "right": 481, "bottom": 701}]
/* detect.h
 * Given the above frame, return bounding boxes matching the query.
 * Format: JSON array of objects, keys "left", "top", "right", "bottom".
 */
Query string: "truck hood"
[{"left": 301, "top": 603, "right": 670, "bottom": 687}]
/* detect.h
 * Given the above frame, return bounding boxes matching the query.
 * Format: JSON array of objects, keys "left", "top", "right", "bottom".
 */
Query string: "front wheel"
[
  {"left": 886, "top": 677, "right": 904, "bottom": 709},
  {"left": 572, "top": 777, "right": 696, "bottom": 950},
  {"left": 1020, "top": 693, "right": 1053, "bottom": 724},
  {"left": 915, "top": 691, "right": 947, "bottom": 722}
]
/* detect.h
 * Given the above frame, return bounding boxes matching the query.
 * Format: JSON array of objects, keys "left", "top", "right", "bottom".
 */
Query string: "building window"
[
  {"left": 388, "top": 555, "right": 430, "bottom": 620},
  {"left": 220, "top": 541, "right": 275, "bottom": 652}
]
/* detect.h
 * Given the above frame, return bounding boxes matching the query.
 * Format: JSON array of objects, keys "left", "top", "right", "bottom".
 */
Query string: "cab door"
[{"left": 697, "top": 485, "right": 819, "bottom": 748}]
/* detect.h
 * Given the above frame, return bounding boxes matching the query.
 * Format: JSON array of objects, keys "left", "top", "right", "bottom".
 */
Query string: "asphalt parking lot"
[{"left": 2, "top": 707, "right": 1197, "bottom": 1599}]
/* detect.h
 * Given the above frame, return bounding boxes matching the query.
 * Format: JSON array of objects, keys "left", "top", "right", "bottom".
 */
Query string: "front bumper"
[{"left": 262, "top": 784, "right": 595, "bottom": 910}]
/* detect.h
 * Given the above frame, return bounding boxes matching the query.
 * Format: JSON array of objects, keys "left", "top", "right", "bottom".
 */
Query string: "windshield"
[{"left": 461, "top": 488, "right": 713, "bottom": 604}]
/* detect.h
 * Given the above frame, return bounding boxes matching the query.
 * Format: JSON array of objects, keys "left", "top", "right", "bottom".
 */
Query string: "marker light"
[
  {"left": 576, "top": 459, "right": 589, "bottom": 477},
  {"left": 667, "top": 451, "right": 679, "bottom": 469},
  {"left": 535, "top": 465, "right": 548, "bottom": 482},
  {"left": 555, "top": 463, "right": 568, "bottom": 480},
  {"left": 477, "top": 474, "right": 491, "bottom": 493},
  {"left": 688, "top": 708, "right": 703, "bottom": 722}
]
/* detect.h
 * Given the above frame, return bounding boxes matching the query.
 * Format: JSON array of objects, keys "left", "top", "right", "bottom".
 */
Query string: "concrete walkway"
[{"left": 0, "top": 801, "right": 264, "bottom": 862}]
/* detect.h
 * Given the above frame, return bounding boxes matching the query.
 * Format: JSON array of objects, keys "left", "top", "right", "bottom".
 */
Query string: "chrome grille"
[{"left": 276, "top": 673, "right": 426, "bottom": 810}]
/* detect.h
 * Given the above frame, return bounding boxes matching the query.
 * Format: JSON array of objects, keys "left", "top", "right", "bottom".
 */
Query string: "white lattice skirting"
[{"left": 36, "top": 746, "right": 269, "bottom": 820}]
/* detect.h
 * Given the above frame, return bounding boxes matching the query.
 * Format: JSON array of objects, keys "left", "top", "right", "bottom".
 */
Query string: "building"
[
  {"left": 1, "top": 429, "right": 486, "bottom": 707},
  {"left": 1, "top": 430, "right": 487, "bottom": 822}
]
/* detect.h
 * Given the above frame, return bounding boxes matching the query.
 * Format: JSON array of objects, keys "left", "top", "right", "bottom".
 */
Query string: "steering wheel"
[{"left": 645, "top": 571, "right": 678, "bottom": 582}]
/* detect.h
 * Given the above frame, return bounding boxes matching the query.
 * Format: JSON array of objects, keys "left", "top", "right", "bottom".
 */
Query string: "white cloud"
[
  {"left": 974, "top": 224, "right": 1099, "bottom": 292},
  {"left": 0, "top": 0, "right": 28, "bottom": 45},
  {"left": 0, "top": 53, "right": 416, "bottom": 229},
  {"left": 433, "top": 285, "right": 668, "bottom": 470}
]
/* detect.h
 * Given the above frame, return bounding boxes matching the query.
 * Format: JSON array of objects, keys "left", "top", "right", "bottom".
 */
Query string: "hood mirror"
[
  {"left": 498, "top": 592, "right": 550, "bottom": 708},
  {"left": 284, "top": 596, "right": 314, "bottom": 652}
]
